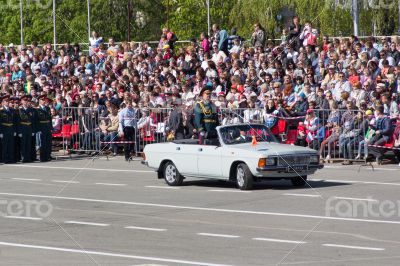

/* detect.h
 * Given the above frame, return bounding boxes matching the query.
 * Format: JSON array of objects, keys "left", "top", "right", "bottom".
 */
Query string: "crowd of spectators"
[{"left": 1, "top": 16, "right": 400, "bottom": 164}]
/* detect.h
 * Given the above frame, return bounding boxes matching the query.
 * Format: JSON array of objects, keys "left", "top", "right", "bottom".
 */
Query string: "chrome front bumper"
[{"left": 256, "top": 164, "right": 324, "bottom": 172}]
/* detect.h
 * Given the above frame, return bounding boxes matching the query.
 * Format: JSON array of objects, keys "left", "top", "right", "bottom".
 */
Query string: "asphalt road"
[{"left": 0, "top": 157, "right": 400, "bottom": 266}]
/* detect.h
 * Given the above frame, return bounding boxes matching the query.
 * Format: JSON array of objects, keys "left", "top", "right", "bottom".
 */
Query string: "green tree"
[
  {"left": 0, "top": 0, "right": 398, "bottom": 45},
  {"left": 162, "top": 0, "right": 234, "bottom": 40}
]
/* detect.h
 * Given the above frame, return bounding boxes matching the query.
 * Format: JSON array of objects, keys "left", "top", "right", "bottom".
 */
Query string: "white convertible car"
[{"left": 142, "top": 124, "right": 323, "bottom": 190}]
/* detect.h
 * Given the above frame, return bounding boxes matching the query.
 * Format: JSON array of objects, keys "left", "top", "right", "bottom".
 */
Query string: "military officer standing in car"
[
  {"left": 194, "top": 86, "right": 219, "bottom": 143},
  {"left": 0, "top": 95, "right": 17, "bottom": 163},
  {"left": 37, "top": 95, "right": 53, "bottom": 162},
  {"left": 18, "top": 96, "right": 35, "bottom": 163}
]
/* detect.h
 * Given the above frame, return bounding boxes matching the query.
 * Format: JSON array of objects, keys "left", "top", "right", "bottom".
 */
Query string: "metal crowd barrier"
[
  {"left": 55, "top": 107, "right": 101, "bottom": 155},
  {"left": 217, "top": 108, "right": 365, "bottom": 162},
  {"left": 97, "top": 107, "right": 173, "bottom": 156},
  {"left": 57, "top": 107, "right": 394, "bottom": 163}
]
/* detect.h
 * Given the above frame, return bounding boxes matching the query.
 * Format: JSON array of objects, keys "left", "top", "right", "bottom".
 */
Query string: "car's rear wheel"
[
  {"left": 236, "top": 163, "right": 253, "bottom": 190},
  {"left": 163, "top": 162, "right": 183, "bottom": 186},
  {"left": 291, "top": 175, "right": 307, "bottom": 187}
]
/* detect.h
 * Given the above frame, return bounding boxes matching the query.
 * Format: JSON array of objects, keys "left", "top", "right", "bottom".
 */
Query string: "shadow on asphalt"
[{"left": 181, "top": 179, "right": 350, "bottom": 191}]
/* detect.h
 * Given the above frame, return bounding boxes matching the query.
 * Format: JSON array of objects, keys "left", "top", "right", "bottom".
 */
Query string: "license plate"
[{"left": 286, "top": 165, "right": 307, "bottom": 173}]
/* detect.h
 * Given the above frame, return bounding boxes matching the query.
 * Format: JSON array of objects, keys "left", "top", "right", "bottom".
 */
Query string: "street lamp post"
[
  {"left": 53, "top": 0, "right": 56, "bottom": 49},
  {"left": 352, "top": 0, "right": 359, "bottom": 36},
  {"left": 87, "top": 0, "right": 91, "bottom": 41},
  {"left": 207, "top": 0, "right": 210, "bottom": 37},
  {"left": 20, "top": 0, "right": 24, "bottom": 45},
  {"left": 398, "top": 0, "right": 400, "bottom": 35}
]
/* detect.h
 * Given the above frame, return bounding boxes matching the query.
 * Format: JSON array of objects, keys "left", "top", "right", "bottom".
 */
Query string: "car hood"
[{"left": 228, "top": 142, "right": 317, "bottom": 156}]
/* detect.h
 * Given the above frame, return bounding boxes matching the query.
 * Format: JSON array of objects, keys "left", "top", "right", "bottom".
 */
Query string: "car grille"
[{"left": 277, "top": 156, "right": 310, "bottom": 166}]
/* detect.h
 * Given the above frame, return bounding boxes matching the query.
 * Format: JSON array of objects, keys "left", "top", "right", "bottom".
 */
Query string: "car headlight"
[
  {"left": 310, "top": 155, "right": 319, "bottom": 164},
  {"left": 258, "top": 157, "right": 276, "bottom": 168}
]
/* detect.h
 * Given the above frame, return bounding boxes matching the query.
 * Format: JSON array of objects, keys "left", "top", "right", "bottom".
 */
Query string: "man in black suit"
[
  {"left": 167, "top": 104, "right": 185, "bottom": 140},
  {"left": 288, "top": 16, "right": 302, "bottom": 50}
]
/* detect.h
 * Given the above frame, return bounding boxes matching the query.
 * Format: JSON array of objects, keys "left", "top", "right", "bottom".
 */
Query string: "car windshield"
[{"left": 219, "top": 124, "right": 278, "bottom": 145}]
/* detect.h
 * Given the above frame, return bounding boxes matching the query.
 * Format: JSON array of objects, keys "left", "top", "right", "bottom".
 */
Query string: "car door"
[
  {"left": 172, "top": 144, "right": 199, "bottom": 176},
  {"left": 197, "top": 145, "right": 222, "bottom": 178}
]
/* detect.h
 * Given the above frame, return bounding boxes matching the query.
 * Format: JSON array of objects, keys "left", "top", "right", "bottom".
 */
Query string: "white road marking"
[
  {"left": 5, "top": 216, "right": 42, "bottom": 221},
  {"left": 64, "top": 221, "right": 110, "bottom": 227},
  {"left": 283, "top": 193, "right": 322, "bottom": 198},
  {"left": 253, "top": 238, "right": 306, "bottom": 244},
  {"left": 0, "top": 241, "right": 231, "bottom": 266},
  {"left": 197, "top": 233, "right": 240, "bottom": 238},
  {"left": 95, "top": 183, "right": 126, "bottom": 186},
  {"left": 311, "top": 178, "right": 359, "bottom": 183},
  {"left": 12, "top": 178, "right": 41, "bottom": 182},
  {"left": 324, "top": 165, "right": 399, "bottom": 171},
  {"left": 145, "top": 186, "right": 180, "bottom": 190},
  {"left": 125, "top": 226, "right": 166, "bottom": 232},
  {"left": 373, "top": 168, "right": 400, "bottom": 171},
  {"left": 322, "top": 243, "right": 385, "bottom": 251},
  {"left": 311, "top": 179, "right": 400, "bottom": 186},
  {"left": 334, "top": 196, "right": 378, "bottom": 202},
  {"left": 208, "top": 189, "right": 251, "bottom": 193},
  {"left": 52, "top": 180, "right": 80, "bottom": 184},
  {"left": 362, "top": 181, "right": 400, "bottom": 186},
  {"left": 3, "top": 164, "right": 154, "bottom": 173},
  {"left": 132, "top": 265, "right": 167, "bottom": 266},
  {"left": 2, "top": 192, "right": 400, "bottom": 225}
]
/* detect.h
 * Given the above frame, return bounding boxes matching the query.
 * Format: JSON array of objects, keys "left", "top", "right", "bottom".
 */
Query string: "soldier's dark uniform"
[
  {"left": 28, "top": 99, "right": 39, "bottom": 161},
  {"left": 0, "top": 96, "right": 17, "bottom": 163},
  {"left": 18, "top": 96, "right": 35, "bottom": 163},
  {"left": 194, "top": 87, "right": 219, "bottom": 141},
  {"left": 37, "top": 95, "right": 53, "bottom": 162},
  {"left": 11, "top": 97, "right": 21, "bottom": 163}
]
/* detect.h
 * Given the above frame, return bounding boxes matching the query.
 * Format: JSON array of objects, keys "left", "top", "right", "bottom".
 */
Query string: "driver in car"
[{"left": 235, "top": 130, "right": 248, "bottom": 142}]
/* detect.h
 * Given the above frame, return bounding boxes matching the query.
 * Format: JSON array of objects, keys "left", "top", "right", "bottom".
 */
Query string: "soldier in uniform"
[
  {"left": 11, "top": 97, "right": 21, "bottom": 163},
  {"left": 0, "top": 95, "right": 17, "bottom": 163},
  {"left": 37, "top": 95, "right": 53, "bottom": 162},
  {"left": 194, "top": 86, "right": 219, "bottom": 143},
  {"left": 28, "top": 96, "right": 39, "bottom": 161},
  {"left": 18, "top": 96, "right": 35, "bottom": 163}
]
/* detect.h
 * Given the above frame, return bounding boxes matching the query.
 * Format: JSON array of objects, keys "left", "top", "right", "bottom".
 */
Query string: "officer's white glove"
[
  {"left": 32, "top": 133, "right": 35, "bottom": 136},
  {"left": 0, "top": 134, "right": 3, "bottom": 138},
  {"left": 18, "top": 134, "right": 22, "bottom": 138},
  {"left": 13, "top": 133, "right": 16, "bottom": 137}
]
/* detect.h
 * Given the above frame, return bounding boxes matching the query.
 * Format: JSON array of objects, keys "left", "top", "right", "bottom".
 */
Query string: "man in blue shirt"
[{"left": 118, "top": 99, "right": 137, "bottom": 161}]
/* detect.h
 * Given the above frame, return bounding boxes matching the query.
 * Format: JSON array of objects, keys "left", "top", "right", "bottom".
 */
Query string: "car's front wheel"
[
  {"left": 236, "top": 163, "right": 253, "bottom": 190},
  {"left": 291, "top": 175, "right": 307, "bottom": 187},
  {"left": 163, "top": 162, "right": 183, "bottom": 186}
]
